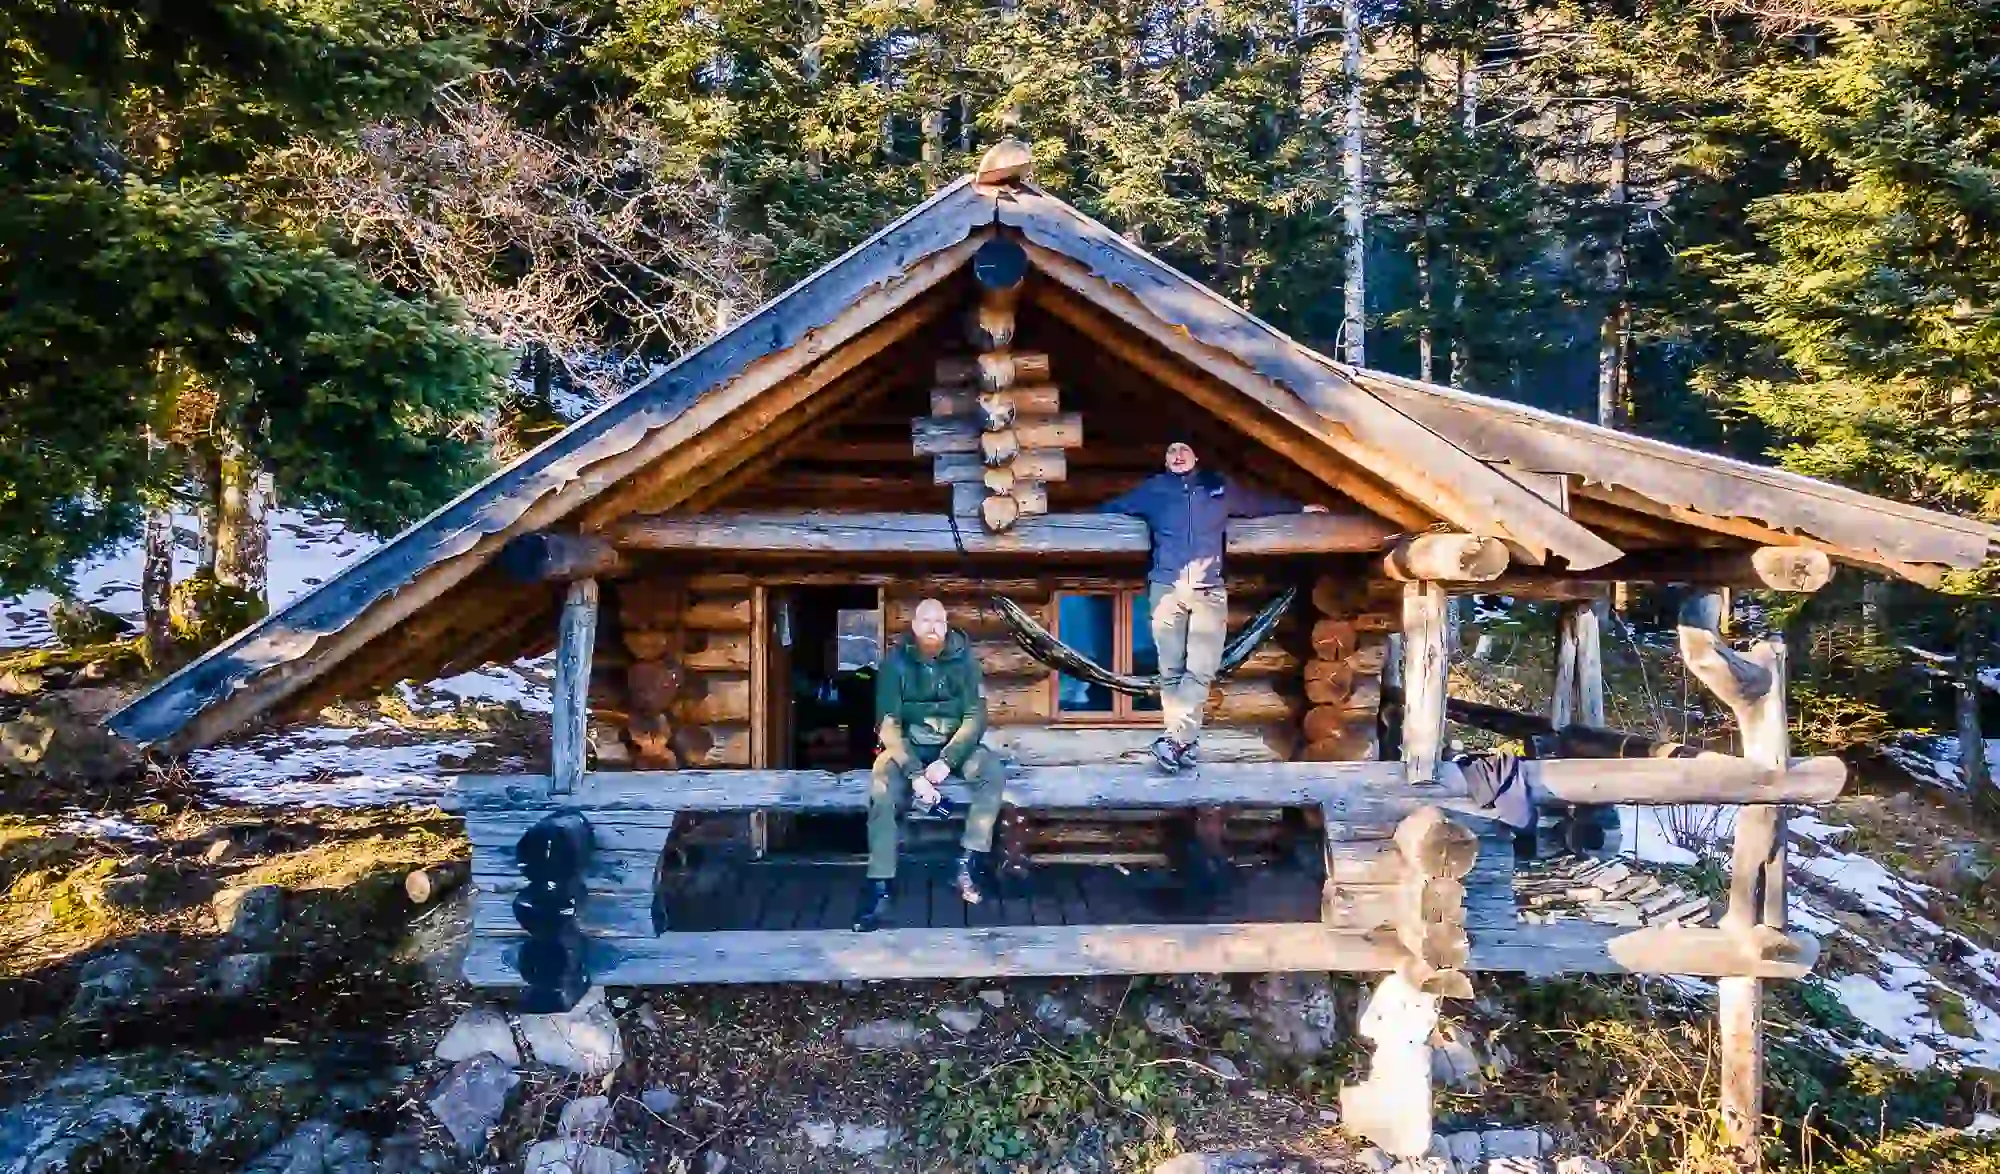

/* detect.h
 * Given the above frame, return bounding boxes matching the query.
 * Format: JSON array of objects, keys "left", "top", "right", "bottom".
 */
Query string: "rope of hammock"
[{"left": 990, "top": 586, "right": 1297, "bottom": 697}]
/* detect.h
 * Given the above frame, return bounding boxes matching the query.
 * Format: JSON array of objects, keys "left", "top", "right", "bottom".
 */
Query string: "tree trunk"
[
  {"left": 213, "top": 424, "right": 272, "bottom": 611},
  {"left": 1596, "top": 98, "right": 1630, "bottom": 431},
  {"left": 1958, "top": 601, "right": 1991, "bottom": 803},
  {"left": 1412, "top": 19, "right": 1429, "bottom": 381},
  {"left": 141, "top": 500, "right": 174, "bottom": 664},
  {"left": 1340, "top": 0, "right": 1367, "bottom": 366},
  {"left": 1449, "top": 48, "right": 1478, "bottom": 389}
]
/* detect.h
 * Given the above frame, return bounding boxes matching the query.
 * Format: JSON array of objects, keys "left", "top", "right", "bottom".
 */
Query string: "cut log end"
[
  {"left": 982, "top": 494, "right": 1022, "bottom": 533},
  {"left": 975, "top": 137, "right": 1035, "bottom": 185},
  {"left": 1383, "top": 533, "right": 1510, "bottom": 583},
  {"left": 406, "top": 861, "right": 469, "bottom": 906}
]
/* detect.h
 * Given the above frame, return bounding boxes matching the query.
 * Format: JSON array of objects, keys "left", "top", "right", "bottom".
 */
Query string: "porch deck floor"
[{"left": 662, "top": 859, "right": 1325, "bottom": 933}]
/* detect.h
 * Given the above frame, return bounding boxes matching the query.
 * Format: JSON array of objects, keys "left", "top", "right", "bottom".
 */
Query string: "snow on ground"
[
  {"left": 1882, "top": 733, "right": 2000, "bottom": 792},
  {"left": 0, "top": 508, "right": 378, "bottom": 649},
  {"left": 400, "top": 660, "right": 553, "bottom": 715},
  {"left": 1620, "top": 801, "right": 2000, "bottom": 1073},
  {"left": 188, "top": 725, "right": 491, "bottom": 809}
]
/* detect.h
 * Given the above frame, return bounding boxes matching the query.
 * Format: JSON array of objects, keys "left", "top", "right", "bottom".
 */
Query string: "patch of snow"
[
  {"left": 189, "top": 731, "right": 479, "bottom": 809},
  {"left": 1796, "top": 851, "right": 1928, "bottom": 919},
  {"left": 405, "top": 658, "right": 553, "bottom": 714},
  {"left": 1968, "top": 1113, "right": 2000, "bottom": 1136},
  {"left": 0, "top": 507, "right": 377, "bottom": 650},
  {"left": 1885, "top": 733, "right": 2000, "bottom": 793},
  {"left": 54, "top": 813, "right": 157, "bottom": 843},
  {"left": 1832, "top": 953, "right": 1936, "bottom": 1046},
  {"left": 1617, "top": 804, "right": 1737, "bottom": 865},
  {"left": 1789, "top": 900, "right": 1843, "bottom": 936}
]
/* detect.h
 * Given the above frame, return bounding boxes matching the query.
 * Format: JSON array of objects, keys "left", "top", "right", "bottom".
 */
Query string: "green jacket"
[{"left": 876, "top": 629, "right": 987, "bottom": 772}]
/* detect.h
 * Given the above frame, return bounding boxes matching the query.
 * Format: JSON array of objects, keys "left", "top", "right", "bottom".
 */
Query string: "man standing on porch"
[
  {"left": 1096, "top": 440, "right": 1327, "bottom": 772},
  {"left": 854, "top": 598, "right": 1008, "bottom": 933}
]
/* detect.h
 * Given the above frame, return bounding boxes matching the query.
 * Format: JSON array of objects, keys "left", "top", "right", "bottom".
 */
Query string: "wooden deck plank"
[
  {"left": 465, "top": 923, "right": 1411, "bottom": 986},
  {"left": 459, "top": 761, "right": 1428, "bottom": 815}
]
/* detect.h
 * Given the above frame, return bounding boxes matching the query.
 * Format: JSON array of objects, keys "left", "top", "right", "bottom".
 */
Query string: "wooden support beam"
[
  {"left": 1679, "top": 589, "right": 1792, "bottom": 1167},
  {"left": 1550, "top": 599, "right": 1605, "bottom": 729},
  {"left": 1401, "top": 581, "right": 1449, "bottom": 784},
  {"left": 609, "top": 511, "right": 1401, "bottom": 558},
  {"left": 1604, "top": 547, "right": 1836, "bottom": 592},
  {"left": 1468, "top": 574, "right": 1610, "bottom": 603},
  {"left": 1439, "top": 694, "right": 1692, "bottom": 759},
  {"left": 929, "top": 384, "right": 1063, "bottom": 419},
  {"left": 912, "top": 412, "right": 1083, "bottom": 455},
  {"left": 460, "top": 759, "right": 1443, "bottom": 817},
  {"left": 552, "top": 579, "right": 599, "bottom": 795},
  {"left": 1382, "top": 534, "right": 1509, "bottom": 582},
  {"left": 1524, "top": 754, "right": 1845, "bottom": 806},
  {"left": 464, "top": 922, "right": 1408, "bottom": 987},
  {"left": 1340, "top": 972, "right": 1442, "bottom": 1159},
  {"left": 497, "top": 532, "right": 625, "bottom": 583}
]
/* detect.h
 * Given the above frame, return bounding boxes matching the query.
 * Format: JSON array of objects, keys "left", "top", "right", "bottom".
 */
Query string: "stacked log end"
[
  {"left": 917, "top": 238, "right": 1081, "bottom": 533},
  {"left": 1299, "top": 575, "right": 1395, "bottom": 761},
  {"left": 599, "top": 578, "right": 752, "bottom": 769},
  {"left": 1321, "top": 806, "right": 1477, "bottom": 998}
]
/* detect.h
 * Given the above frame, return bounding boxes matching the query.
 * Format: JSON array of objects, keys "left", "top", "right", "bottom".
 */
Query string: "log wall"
[{"left": 590, "top": 576, "right": 755, "bottom": 768}]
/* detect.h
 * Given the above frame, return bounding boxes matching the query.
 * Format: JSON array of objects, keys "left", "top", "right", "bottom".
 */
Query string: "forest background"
[{"left": 3, "top": 0, "right": 1996, "bottom": 787}]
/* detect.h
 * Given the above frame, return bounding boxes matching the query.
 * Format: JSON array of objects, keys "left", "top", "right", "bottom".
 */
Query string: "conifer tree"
[{"left": 0, "top": 1, "right": 506, "bottom": 631}]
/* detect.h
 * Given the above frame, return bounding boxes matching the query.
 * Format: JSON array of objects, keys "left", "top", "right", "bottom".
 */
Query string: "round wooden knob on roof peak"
[{"left": 976, "top": 138, "right": 1034, "bottom": 186}]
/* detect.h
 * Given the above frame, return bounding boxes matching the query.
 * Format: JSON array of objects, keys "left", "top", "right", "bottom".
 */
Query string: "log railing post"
[
  {"left": 1401, "top": 581, "right": 1449, "bottom": 784},
  {"left": 553, "top": 579, "right": 600, "bottom": 795},
  {"left": 1679, "top": 589, "right": 1792, "bottom": 1165}
]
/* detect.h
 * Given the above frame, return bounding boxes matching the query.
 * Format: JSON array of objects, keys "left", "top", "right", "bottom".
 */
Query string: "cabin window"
[{"left": 1053, "top": 591, "right": 1162, "bottom": 721}]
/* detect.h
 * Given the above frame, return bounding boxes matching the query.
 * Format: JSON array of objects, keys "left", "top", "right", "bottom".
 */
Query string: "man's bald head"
[{"left": 910, "top": 598, "right": 950, "bottom": 657}]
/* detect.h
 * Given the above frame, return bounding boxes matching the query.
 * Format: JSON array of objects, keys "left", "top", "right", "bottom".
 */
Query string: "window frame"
[{"left": 1048, "top": 588, "right": 1159, "bottom": 726}]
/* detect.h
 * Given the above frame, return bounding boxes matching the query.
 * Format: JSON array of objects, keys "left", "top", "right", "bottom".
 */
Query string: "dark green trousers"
[{"left": 866, "top": 744, "right": 1006, "bottom": 880}]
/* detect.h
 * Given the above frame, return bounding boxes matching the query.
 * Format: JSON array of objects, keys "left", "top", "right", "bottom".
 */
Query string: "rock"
[
  {"left": 1207, "top": 1055, "right": 1244, "bottom": 1081},
  {"left": 1888, "top": 790, "right": 1917, "bottom": 814},
  {"left": 1357, "top": 1149, "right": 1396, "bottom": 1174},
  {"left": 436, "top": 1007, "right": 521, "bottom": 1066},
  {"left": 1429, "top": 1027, "right": 1484, "bottom": 1092},
  {"left": 937, "top": 1006, "right": 983, "bottom": 1035},
  {"left": 1144, "top": 1001, "right": 1192, "bottom": 1041},
  {"left": 1443, "top": 1130, "right": 1483, "bottom": 1170},
  {"left": 520, "top": 986, "right": 624, "bottom": 1077},
  {"left": 0, "top": 668, "right": 44, "bottom": 696},
  {"left": 523, "top": 1139, "right": 636, "bottom": 1174},
  {"left": 214, "top": 884, "right": 285, "bottom": 948},
  {"left": 98, "top": 872, "right": 153, "bottom": 911},
  {"left": 840, "top": 1018, "right": 924, "bottom": 1051},
  {"left": 203, "top": 838, "right": 238, "bottom": 864},
  {"left": 1485, "top": 1160, "right": 1543, "bottom": 1174},
  {"left": 978, "top": 989, "right": 1006, "bottom": 1008},
  {"left": 1248, "top": 973, "right": 1343, "bottom": 1059},
  {"left": 0, "top": 695, "right": 139, "bottom": 782},
  {"left": 68, "top": 951, "right": 159, "bottom": 1017},
  {"left": 1151, "top": 1152, "right": 1293, "bottom": 1173},
  {"left": 1033, "top": 993, "right": 1073, "bottom": 1028},
  {"left": 701, "top": 1152, "right": 729, "bottom": 1174},
  {"left": 49, "top": 600, "right": 127, "bottom": 646},
  {"left": 208, "top": 952, "right": 272, "bottom": 998},
  {"left": 1481, "top": 1130, "right": 1553, "bottom": 1160},
  {"left": 560, "top": 1095, "right": 613, "bottom": 1138},
  {"left": 640, "top": 1087, "right": 682, "bottom": 1115},
  {"left": 244, "top": 1121, "right": 376, "bottom": 1174},
  {"left": 799, "top": 1121, "right": 897, "bottom": 1157},
  {"left": 634, "top": 1003, "right": 663, "bottom": 1033},
  {"left": 1554, "top": 1159, "right": 1611, "bottom": 1174},
  {"left": 426, "top": 1053, "right": 520, "bottom": 1154}
]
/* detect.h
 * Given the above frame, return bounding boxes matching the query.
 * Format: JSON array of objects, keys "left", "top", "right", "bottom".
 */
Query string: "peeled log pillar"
[{"left": 1382, "top": 534, "right": 1509, "bottom": 583}]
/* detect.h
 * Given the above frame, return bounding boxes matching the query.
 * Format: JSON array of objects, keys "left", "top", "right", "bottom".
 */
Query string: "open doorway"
[{"left": 763, "top": 585, "right": 883, "bottom": 856}]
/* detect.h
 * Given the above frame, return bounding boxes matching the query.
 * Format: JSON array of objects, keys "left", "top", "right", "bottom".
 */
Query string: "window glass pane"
[
  {"left": 834, "top": 609, "right": 881, "bottom": 670},
  {"left": 1127, "top": 593, "right": 1163, "bottom": 712},
  {"left": 1055, "top": 595, "right": 1115, "bottom": 713}
]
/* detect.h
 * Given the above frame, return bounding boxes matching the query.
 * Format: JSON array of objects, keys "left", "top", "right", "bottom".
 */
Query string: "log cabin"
[{"left": 107, "top": 142, "right": 2000, "bottom": 1162}]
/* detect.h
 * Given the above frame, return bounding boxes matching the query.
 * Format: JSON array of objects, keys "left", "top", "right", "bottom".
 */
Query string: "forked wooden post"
[
  {"left": 1679, "top": 590, "right": 1791, "bottom": 1165},
  {"left": 552, "top": 579, "right": 600, "bottom": 795},
  {"left": 1551, "top": 599, "right": 1606, "bottom": 729},
  {"left": 1337, "top": 580, "right": 1464, "bottom": 1160}
]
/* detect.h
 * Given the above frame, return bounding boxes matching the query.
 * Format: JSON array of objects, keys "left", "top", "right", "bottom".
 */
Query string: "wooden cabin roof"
[{"left": 108, "top": 169, "right": 2000, "bottom": 751}]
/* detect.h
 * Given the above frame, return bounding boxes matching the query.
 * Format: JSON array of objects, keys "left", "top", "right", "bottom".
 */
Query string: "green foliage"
[
  {"left": 0, "top": 0, "right": 505, "bottom": 597},
  {"left": 1809, "top": 1128, "right": 2000, "bottom": 1174},
  {"left": 917, "top": 1026, "right": 1183, "bottom": 1169}
]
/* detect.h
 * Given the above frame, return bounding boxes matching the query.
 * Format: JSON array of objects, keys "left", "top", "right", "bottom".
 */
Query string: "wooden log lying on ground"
[{"left": 406, "top": 861, "right": 469, "bottom": 906}]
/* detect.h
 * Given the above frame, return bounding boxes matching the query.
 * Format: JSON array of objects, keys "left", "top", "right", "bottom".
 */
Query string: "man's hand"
[
  {"left": 914, "top": 759, "right": 951, "bottom": 807},
  {"left": 1303, "top": 504, "right": 1330, "bottom": 514}
]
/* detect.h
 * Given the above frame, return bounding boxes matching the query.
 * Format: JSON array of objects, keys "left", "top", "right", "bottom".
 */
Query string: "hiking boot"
[
  {"left": 953, "top": 850, "right": 990, "bottom": 906},
  {"left": 1175, "top": 740, "right": 1201, "bottom": 770},
  {"left": 1151, "top": 736, "right": 1184, "bottom": 774},
  {"left": 852, "top": 878, "right": 893, "bottom": 932}
]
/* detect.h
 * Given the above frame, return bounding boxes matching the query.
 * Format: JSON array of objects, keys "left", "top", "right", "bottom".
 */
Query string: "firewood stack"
[
  {"left": 1299, "top": 575, "right": 1396, "bottom": 760},
  {"left": 913, "top": 237, "right": 1083, "bottom": 533},
  {"left": 601, "top": 580, "right": 753, "bottom": 769}
]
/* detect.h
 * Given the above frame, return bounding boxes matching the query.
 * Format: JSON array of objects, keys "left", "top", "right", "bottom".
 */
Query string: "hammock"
[{"left": 992, "top": 586, "right": 1297, "bottom": 697}]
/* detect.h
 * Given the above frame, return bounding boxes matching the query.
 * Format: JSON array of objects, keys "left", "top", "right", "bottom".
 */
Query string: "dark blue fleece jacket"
[{"left": 1095, "top": 470, "right": 1299, "bottom": 588}]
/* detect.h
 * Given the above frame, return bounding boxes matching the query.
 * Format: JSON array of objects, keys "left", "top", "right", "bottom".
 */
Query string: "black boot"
[
  {"left": 953, "top": 850, "right": 989, "bottom": 906},
  {"left": 853, "top": 878, "right": 893, "bottom": 932}
]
